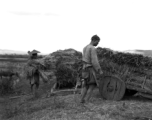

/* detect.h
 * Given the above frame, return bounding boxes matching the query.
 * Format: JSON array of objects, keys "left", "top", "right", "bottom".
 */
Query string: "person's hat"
[{"left": 30, "top": 49, "right": 40, "bottom": 54}]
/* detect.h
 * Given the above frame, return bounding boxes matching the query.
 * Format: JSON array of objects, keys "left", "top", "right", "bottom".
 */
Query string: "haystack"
[
  {"left": 24, "top": 47, "right": 152, "bottom": 90},
  {"left": 96, "top": 47, "right": 152, "bottom": 78},
  {"left": 24, "top": 49, "right": 82, "bottom": 88}
]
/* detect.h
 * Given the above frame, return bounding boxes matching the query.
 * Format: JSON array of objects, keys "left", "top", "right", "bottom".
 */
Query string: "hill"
[
  {"left": 124, "top": 50, "right": 152, "bottom": 57},
  {"left": 136, "top": 50, "right": 152, "bottom": 57},
  {"left": 0, "top": 49, "right": 27, "bottom": 55},
  {"left": 0, "top": 49, "right": 47, "bottom": 55}
]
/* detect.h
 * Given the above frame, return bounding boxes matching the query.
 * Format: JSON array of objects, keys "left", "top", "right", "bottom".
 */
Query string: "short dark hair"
[{"left": 91, "top": 35, "right": 100, "bottom": 41}]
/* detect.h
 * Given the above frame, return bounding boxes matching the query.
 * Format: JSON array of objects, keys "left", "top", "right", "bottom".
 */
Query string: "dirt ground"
[{"left": 1, "top": 88, "right": 152, "bottom": 120}]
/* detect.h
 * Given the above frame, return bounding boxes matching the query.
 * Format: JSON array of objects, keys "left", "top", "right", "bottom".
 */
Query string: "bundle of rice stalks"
[
  {"left": 37, "top": 55, "right": 57, "bottom": 70},
  {"left": 97, "top": 47, "right": 152, "bottom": 77},
  {"left": 38, "top": 70, "right": 49, "bottom": 83},
  {"left": 38, "top": 70, "right": 56, "bottom": 83},
  {"left": 23, "top": 58, "right": 46, "bottom": 79},
  {"left": 23, "top": 49, "right": 82, "bottom": 89},
  {"left": 55, "top": 64, "right": 78, "bottom": 88},
  {"left": 50, "top": 49, "right": 82, "bottom": 88},
  {"left": 24, "top": 65, "right": 37, "bottom": 79}
]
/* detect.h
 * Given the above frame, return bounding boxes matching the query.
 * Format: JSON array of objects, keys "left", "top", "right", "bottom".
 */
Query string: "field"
[
  {"left": 1, "top": 54, "right": 152, "bottom": 120},
  {"left": 1, "top": 88, "right": 152, "bottom": 120},
  {"left": 0, "top": 54, "right": 44, "bottom": 72}
]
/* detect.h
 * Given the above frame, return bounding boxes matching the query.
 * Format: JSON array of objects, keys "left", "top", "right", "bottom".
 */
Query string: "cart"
[{"left": 98, "top": 72, "right": 152, "bottom": 101}]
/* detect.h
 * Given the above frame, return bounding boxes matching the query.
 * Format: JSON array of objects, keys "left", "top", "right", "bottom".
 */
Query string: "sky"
[{"left": 0, "top": 0, "right": 152, "bottom": 54}]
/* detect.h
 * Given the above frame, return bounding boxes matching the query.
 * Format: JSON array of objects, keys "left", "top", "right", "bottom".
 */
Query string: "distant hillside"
[
  {"left": 0, "top": 49, "right": 27, "bottom": 55},
  {"left": 0, "top": 49, "right": 47, "bottom": 55},
  {"left": 136, "top": 50, "right": 152, "bottom": 57},
  {"left": 124, "top": 50, "right": 152, "bottom": 57}
]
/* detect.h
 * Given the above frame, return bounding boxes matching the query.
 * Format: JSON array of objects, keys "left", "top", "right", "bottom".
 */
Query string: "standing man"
[
  {"left": 80, "top": 35, "right": 103, "bottom": 103},
  {"left": 27, "top": 50, "right": 40, "bottom": 96}
]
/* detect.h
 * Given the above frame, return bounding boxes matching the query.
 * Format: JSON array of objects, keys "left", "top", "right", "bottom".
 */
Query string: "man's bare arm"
[{"left": 91, "top": 47, "right": 102, "bottom": 74}]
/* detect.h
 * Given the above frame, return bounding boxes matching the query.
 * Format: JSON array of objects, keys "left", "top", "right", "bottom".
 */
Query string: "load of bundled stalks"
[
  {"left": 96, "top": 47, "right": 152, "bottom": 78},
  {"left": 24, "top": 49, "right": 82, "bottom": 88},
  {"left": 24, "top": 47, "right": 152, "bottom": 89},
  {"left": 23, "top": 55, "right": 56, "bottom": 83},
  {"left": 50, "top": 49, "right": 82, "bottom": 88},
  {"left": 97, "top": 47, "right": 152, "bottom": 68}
]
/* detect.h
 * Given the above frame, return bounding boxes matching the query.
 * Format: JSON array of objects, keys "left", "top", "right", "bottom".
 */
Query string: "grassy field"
[
  {"left": 0, "top": 55, "right": 27, "bottom": 71},
  {"left": 1, "top": 88, "right": 152, "bottom": 120},
  {"left": 0, "top": 54, "right": 44, "bottom": 65},
  {"left": 0, "top": 55, "right": 26, "bottom": 96}
]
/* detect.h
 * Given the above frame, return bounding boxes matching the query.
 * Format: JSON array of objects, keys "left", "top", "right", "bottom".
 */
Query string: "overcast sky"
[{"left": 0, "top": 0, "right": 152, "bottom": 54}]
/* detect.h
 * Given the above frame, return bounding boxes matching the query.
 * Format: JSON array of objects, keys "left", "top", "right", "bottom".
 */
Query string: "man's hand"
[{"left": 76, "top": 81, "right": 82, "bottom": 87}]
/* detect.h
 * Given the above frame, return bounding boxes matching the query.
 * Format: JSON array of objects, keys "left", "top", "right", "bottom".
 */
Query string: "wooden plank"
[
  {"left": 126, "top": 85, "right": 152, "bottom": 94},
  {"left": 135, "top": 92, "right": 152, "bottom": 100}
]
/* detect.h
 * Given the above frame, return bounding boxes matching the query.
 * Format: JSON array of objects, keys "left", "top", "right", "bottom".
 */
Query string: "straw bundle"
[{"left": 24, "top": 47, "right": 152, "bottom": 90}]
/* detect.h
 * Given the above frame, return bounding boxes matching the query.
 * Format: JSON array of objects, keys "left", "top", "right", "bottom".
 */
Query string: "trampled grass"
[{"left": 1, "top": 88, "right": 152, "bottom": 120}]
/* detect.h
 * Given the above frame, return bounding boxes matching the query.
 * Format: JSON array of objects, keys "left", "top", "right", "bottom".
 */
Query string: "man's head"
[
  {"left": 29, "top": 50, "right": 40, "bottom": 59},
  {"left": 91, "top": 35, "right": 100, "bottom": 46}
]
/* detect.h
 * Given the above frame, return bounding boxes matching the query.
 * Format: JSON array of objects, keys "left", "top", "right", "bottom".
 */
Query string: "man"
[
  {"left": 27, "top": 50, "right": 40, "bottom": 95},
  {"left": 80, "top": 35, "right": 103, "bottom": 103},
  {"left": 27, "top": 50, "right": 57, "bottom": 97}
]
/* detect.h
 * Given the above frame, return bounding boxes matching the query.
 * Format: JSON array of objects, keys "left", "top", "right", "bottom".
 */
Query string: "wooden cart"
[{"left": 98, "top": 74, "right": 152, "bottom": 100}]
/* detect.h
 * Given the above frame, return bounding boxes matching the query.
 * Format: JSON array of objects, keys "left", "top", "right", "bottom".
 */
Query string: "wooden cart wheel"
[{"left": 98, "top": 75, "right": 126, "bottom": 101}]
